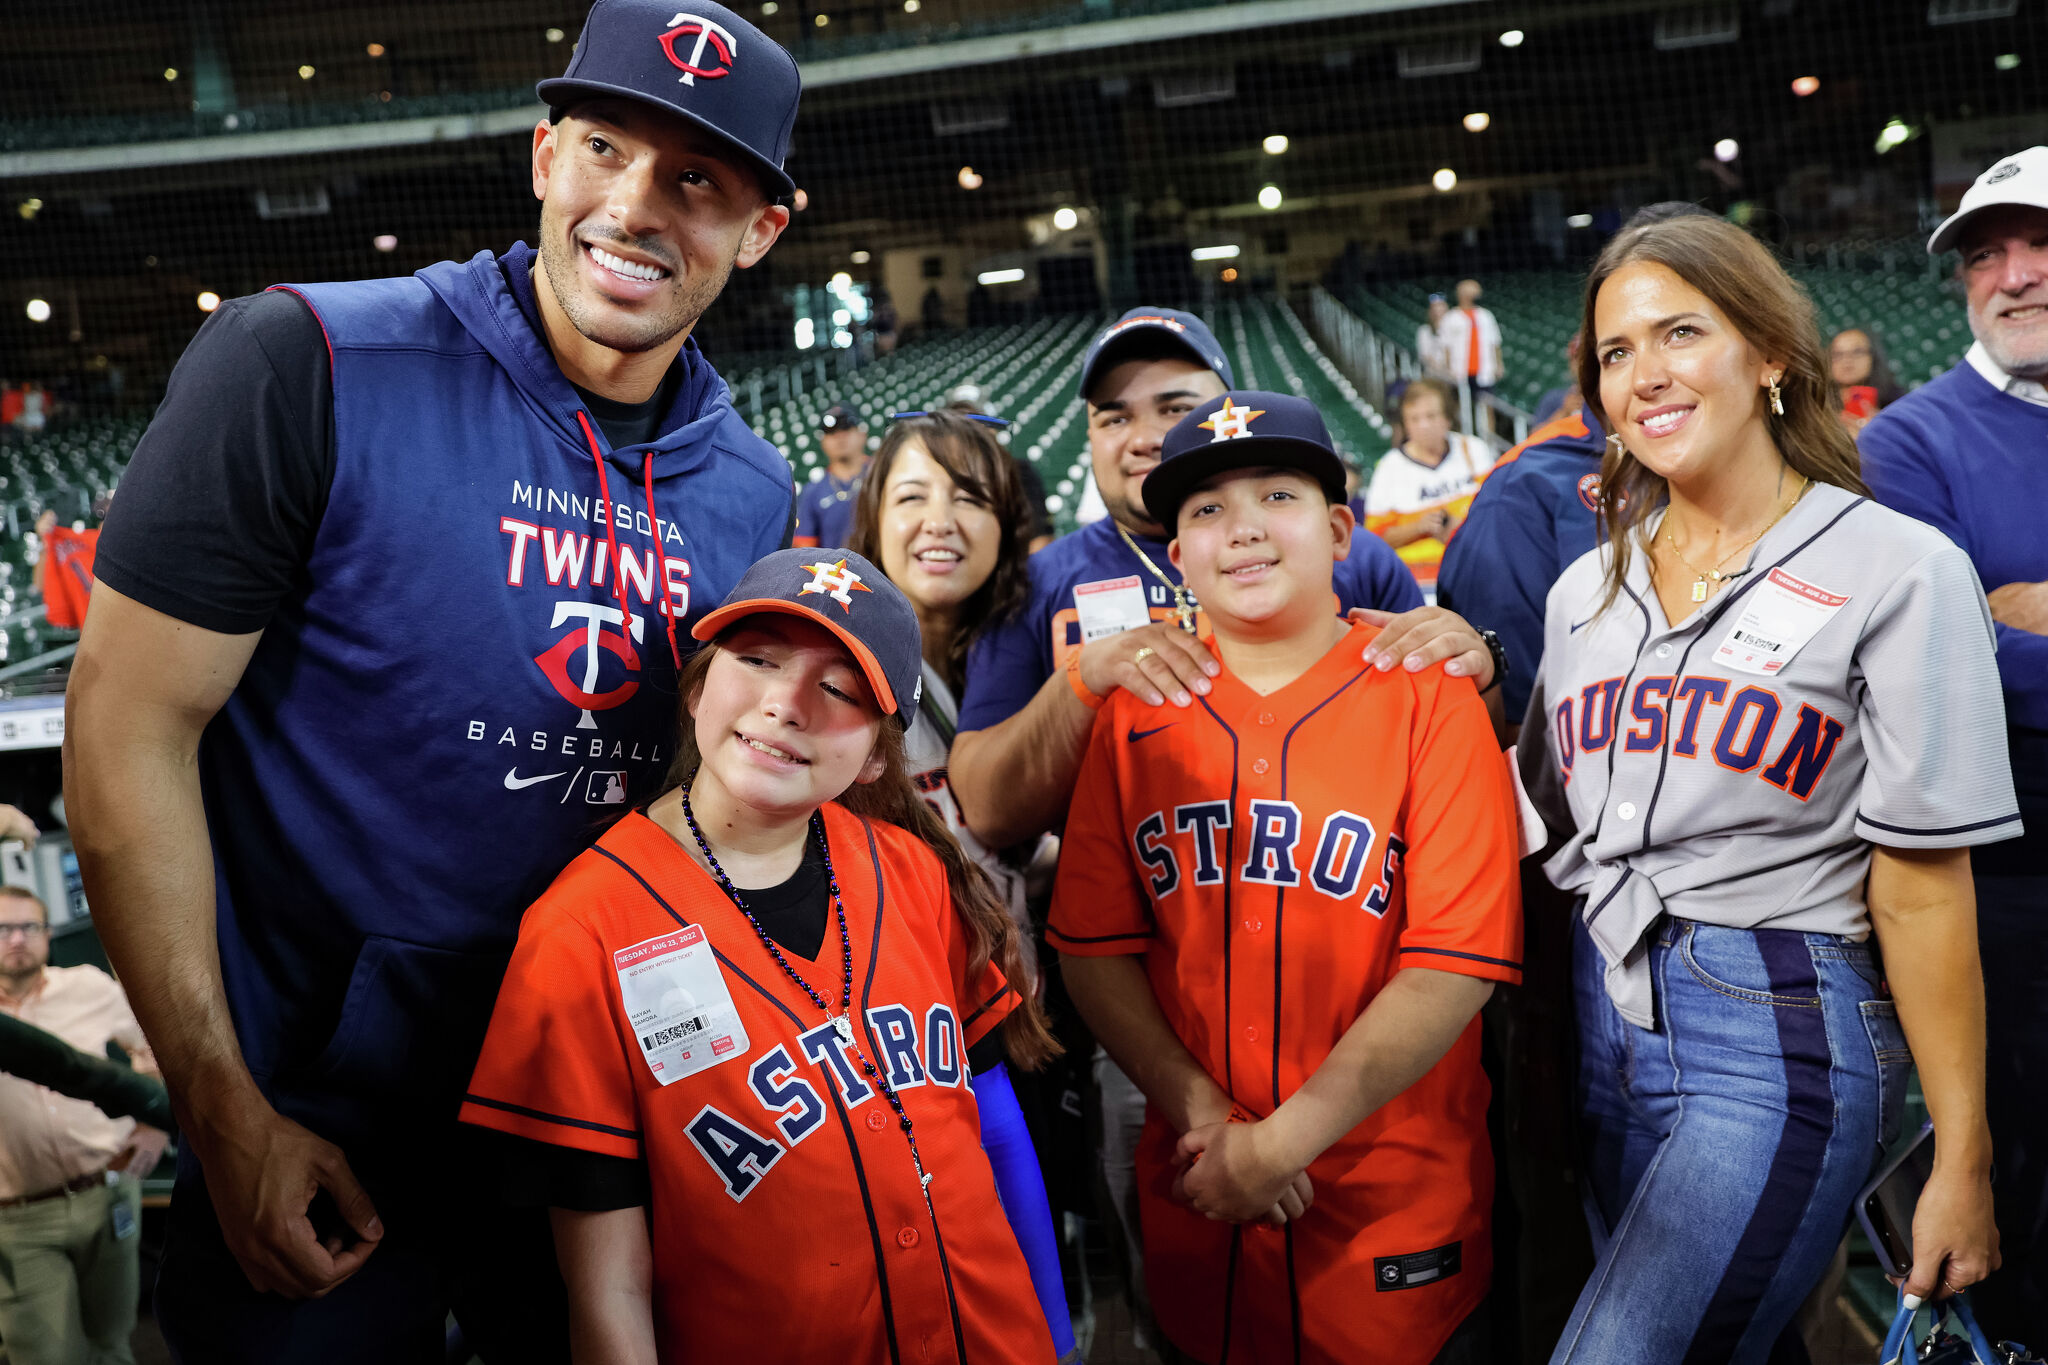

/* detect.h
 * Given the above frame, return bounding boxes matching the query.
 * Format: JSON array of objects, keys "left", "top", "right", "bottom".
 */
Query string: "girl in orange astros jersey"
[
  {"left": 460, "top": 548, "right": 1071, "bottom": 1364},
  {"left": 1049, "top": 391, "right": 1522, "bottom": 1365}
]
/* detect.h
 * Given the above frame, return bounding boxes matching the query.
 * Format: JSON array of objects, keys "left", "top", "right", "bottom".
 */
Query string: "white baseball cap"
[{"left": 1928, "top": 146, "right": 2048, "bottom": 255}]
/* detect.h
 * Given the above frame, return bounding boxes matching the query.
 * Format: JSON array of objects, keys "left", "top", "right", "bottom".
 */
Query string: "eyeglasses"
[
  {"left": 0, "top": 922, "right": 49, "bottom": 939},
  {"left": 889, "top": 411, "right": 1012, "bottom": 429}
]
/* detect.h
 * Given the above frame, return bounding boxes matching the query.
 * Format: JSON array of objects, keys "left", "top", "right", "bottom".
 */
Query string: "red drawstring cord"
[
  {"left": 576, "top": 411, "right": 682, "bottom": 671},
  {"left": 642, "top": 456, "right": 684, "bottom": 669}
]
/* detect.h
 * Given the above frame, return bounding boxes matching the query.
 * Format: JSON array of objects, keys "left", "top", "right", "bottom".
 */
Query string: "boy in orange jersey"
[{"left": 1048, "top": 390, "right": 1522, "bottom": 1365}]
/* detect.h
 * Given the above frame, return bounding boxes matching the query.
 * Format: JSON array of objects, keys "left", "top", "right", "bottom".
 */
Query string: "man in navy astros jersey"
[
  {"left": 1859, "top": 146, "right": 2048, "bottom": 1340},
  {"left": 62, "top": 2, "right": 800, "bottom": 1360},
  {"left": 792, "top": 403, "right": 868, "bottom": 549}
]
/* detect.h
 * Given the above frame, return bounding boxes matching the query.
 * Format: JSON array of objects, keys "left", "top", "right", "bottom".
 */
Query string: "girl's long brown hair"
[
  {"left": 846, "top": 411, "right": 1032, "bottom": 696},
  {"left": 663, "top": 638, "right": 1060, "bottom": 1070},
  {"left": 1575, "top": 216, "right": 1869, "bottom": 613}
]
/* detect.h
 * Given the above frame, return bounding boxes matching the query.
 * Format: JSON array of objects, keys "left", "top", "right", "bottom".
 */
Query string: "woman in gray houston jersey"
[{"left": 1520, "top": 216, "right": 2019, "bottom": 1364}]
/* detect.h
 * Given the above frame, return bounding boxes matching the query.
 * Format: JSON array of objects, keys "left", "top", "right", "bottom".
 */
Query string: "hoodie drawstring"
[{"left": 576, "top": 410, "right": 683, "bottom": 671}]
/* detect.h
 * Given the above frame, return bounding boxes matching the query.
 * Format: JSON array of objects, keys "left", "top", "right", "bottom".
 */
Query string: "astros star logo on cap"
[
  {"left": 659, "top": 11, "right": 738, "bottom": 85},
  {"left": 798, "top": 558, "right": 872, "bottom": 611},
  {"left": 1199, "top": 397, "right": 1266, "bottom": 443}
]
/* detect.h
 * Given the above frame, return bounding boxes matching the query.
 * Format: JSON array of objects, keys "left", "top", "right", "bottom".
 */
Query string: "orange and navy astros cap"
[
  {"left": 1142, "top": 390, "right": 1347, "bottom": 527},
  {"left": 691, "top": 549, "right": 924, "bottom": 727}
]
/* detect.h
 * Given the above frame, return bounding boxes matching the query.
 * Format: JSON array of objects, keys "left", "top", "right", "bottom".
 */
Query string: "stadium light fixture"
[
  {"left": 793, "top": 188, "right": 809, "bottom": 211},
  {"left": 978, "top": 268, "right": 1027, "bottom": 286},
  {"left": 958, "top": 167, "right": 983, "bottom": 190},
  {"left": 795, "top": 317, "right": 815, "bottom": 348},
  {"left": 1220, "top": 267, "right": 1239, "bottom": 283},
  {"left": 546, "top": 26, "right": 565, "bottom": 42},
  {"left": 1053, "top": 207, "right": 1079, "bottom": 231},
  {"left": 25, "top": 299, "right": 51, "bottom": 324},
  {"left": 1432, "top": 168, "right": 1458, "bottom": 192},
  {"left": 1191, "top": 245, "right": 1241, "bottom": 261},
  {"left": 197, "top": 292, "right": 222, "bottom": 313},
  {"left": 814, "top": 12, "right": 829, "bottom": 26},
  {"left": 1498, "top": 29, "right": 1525, "bottom": 47},
  {"left": 1566, "top": 213, "right": 1593, "bottom": 228},
  {"left": 1463, "top": 112, "right": 1490, "bottom": 132},
  {"left": 366, "top": 43, "right": 386, "bottom": 57},
  {"left": 1258, "top": 184, "right": 1283, "bottom": 210},
  {"left": 1996, "top": 53, "right": 2020, "bottom": 70},
  {"left": 16, "top": 198, "right": 41, "bottom": 221},
  {"left": 1714, "top": 138, "right": 1739, "bottom": 162},
  {"left": 1791, "top": 75, "right": 1820, "bottom": 96},
  {"left": 904, "top": 0, "right": 920, "bottom": 11},
  {"left": 830, "top": 271, "right": 853, "bottom": 290},
  {"left": 164, "top": 68, "right": 179, "bottom": 81},
  {"left": 1875, "top": 119, "right": 1914, "bottom": 153},
  {"left": 1263, "top": 134, "right": 1289, "bottom": 156},
  {"left": 851, "top": 250, "right": 871, "bottom": 264},
  {"left": 833, "top": 309, "right": 852, "bottom": 326},
  {"left": 298, "top": 65, "right": 316, "bottom": 80},
  {"left": 373, "top": 234, "right": 398, "bottom": 252}
]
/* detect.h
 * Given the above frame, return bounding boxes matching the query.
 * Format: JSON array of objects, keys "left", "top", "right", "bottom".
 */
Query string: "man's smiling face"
[{"left": 532, "top": 98, "right": 788, "bottom": 356}]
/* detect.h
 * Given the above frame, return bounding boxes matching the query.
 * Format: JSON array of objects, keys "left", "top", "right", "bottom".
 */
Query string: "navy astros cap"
[
  {"left": 819, "top": 404, "right": 863, "bottom": 431},
  {"left": 1078, "top": 307, "right": 1235, "bottom": 403},
  {"left": 1142, "top": 390, "right": 1347, "bottom": 527},
  {"left": 538, "top": 0, "right": 800, "bottom": 200},
  {"left": 691, "top": 549, "right": 923, "bottom": 728}
]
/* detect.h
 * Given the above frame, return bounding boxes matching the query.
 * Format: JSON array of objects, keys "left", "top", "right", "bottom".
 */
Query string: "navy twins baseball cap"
[
  {"left": 538, "top": 0, "right": 800, "bottom": 200},
  {"left": 1078, "top": 308, "right": 1235, "bottom": 402},
  {"left": 1142, "top": 390, "right": 1346, "bottom": 527},
  {"left": 692, "top": 549, "right": 923, "bottom": 727}
]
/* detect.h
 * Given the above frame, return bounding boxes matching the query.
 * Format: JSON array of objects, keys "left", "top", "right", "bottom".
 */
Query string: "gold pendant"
[
  {"left": 1691, "top": 578, "right": 1709, "bottom": 603},
  {"left": 1171, "top": 588, "right": 1196, "bottom": 634}
]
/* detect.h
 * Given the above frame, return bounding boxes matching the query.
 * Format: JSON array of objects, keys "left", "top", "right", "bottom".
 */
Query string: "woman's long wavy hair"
[
  {"left": 1575, "top": 215, "right": 1869, "bottom": 613},
  {"left": 661, "top": 636, "right": 1060, "bottom": 1070},
  {"left": 846, "top": 411, "right": 1033, "bottom": 696}
]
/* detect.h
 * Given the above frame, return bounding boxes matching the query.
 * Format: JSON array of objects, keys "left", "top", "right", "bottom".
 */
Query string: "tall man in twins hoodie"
[{"left": 63, "top": 2, "right": 802, "bottom": 1359}]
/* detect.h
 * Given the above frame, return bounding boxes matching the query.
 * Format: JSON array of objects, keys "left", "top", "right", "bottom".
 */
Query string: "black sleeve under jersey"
[
  {"left": 94, "top": 289, "right": 335, "bottom": 636},
  {"left": 968, "top": 1030, "right": 1006, "bottom": 1077},
  {"left": 476, "top": 1127, "right": 653, "bottom": 1213}
]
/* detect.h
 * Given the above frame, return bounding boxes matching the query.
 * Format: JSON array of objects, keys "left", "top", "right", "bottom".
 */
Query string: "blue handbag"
[{"left": 1880, "top": 1286, "right": 2038, "bottom": 1365}]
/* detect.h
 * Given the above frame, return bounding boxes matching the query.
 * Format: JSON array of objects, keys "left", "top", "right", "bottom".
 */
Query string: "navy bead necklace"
[{"left": 679, "top": 778, "right": 934, "bottom": 1205}]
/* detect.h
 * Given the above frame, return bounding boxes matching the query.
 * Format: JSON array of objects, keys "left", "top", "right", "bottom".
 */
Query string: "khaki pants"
[{"left": 0, "top": 1178, "right": 141, "bottom": 1365}]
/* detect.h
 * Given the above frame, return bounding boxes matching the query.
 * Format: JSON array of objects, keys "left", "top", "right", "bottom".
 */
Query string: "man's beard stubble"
[{"left": 539, "top": 226, "right": 739, "bottom": 355}]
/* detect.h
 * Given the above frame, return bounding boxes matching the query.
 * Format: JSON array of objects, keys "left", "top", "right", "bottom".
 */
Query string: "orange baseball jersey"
[
  {"left": 461, "top": 803, "right": 1055, "bottom": 1365},
  {"left": 39, "top": 526, "right": 97, "bottom": 630},
  {"left": 1047, "top": 619, "right": 1522, "bottom": 1365}
]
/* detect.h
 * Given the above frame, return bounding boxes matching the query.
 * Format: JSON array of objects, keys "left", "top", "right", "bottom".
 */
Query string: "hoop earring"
[{"left": 1768, "top": 375, "right": 1785, "bottom": 416}]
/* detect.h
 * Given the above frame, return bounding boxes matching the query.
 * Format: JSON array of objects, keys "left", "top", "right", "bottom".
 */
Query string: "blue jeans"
[{"left": 1551, "top": 915, "right": 1910, "bottom": 1364}]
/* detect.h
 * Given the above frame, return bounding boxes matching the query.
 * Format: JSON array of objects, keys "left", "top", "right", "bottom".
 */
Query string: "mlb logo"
[{"left": 587, "top": 771, "right": 628, "bottom": 805}]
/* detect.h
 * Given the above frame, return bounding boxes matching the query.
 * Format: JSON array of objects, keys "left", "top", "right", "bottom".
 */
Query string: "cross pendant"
[
  {"left": 1690, "top": 579, "right": 1709, "bottom": 603},
  {"left": 832, "top": 1015, "right": 854, "bottom": 1045},
  {"left": 1171, "top": 588, "right": 1195, "bottom": 634}
]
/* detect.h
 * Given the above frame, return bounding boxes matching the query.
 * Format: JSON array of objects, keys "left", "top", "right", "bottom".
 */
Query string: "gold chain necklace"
[
  {"left": 1661, "top": 475, "right": 1811, "bottom": 603},
  {"left": 1114, "top": 521, "right": 1197, "bottom": 634}
]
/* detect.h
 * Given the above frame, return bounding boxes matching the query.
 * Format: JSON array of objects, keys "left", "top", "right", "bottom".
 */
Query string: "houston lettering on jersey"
[{"left": 1552, "top": 674, "right": 1846, "bottom": 801}]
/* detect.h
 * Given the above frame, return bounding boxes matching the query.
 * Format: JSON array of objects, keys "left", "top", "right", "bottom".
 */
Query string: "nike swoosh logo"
[
  {"left": 1569, "top": 617, "right": 1592, "bottom": 634},
  {"left": 1128, "top": 723, "right": 1178, "bottom": 743},
  {"left": 504, "top": 769, "right": 568, "bottom": 790}
]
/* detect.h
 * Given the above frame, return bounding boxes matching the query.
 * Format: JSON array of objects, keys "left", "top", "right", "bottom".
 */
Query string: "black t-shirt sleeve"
[
  {"left": 94, "top": 289, "right": 336, "bottom": 635},
  {"left": 476, "top": 1126, "right": 653, "bottom": 1212}
]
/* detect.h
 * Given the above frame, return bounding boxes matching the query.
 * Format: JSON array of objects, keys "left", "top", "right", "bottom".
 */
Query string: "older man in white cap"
[{"left": 1860, "top": 145, "right": 2048, "bottom": 1339}]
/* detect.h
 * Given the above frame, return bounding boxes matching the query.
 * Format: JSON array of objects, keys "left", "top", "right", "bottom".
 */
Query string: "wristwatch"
[{"left": 1478, "top": 630, "right": 1508, "bottom": 696}]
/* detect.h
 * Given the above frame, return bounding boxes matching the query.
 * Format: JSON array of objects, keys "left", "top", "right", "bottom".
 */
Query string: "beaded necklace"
[{"left": 679, "top": 779, "right": 935, "bottom": 1205}]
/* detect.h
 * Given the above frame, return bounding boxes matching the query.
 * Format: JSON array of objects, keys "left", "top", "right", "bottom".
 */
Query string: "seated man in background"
[{"left": 1365, "top": 377, "right": 1497, "bottom": 601}]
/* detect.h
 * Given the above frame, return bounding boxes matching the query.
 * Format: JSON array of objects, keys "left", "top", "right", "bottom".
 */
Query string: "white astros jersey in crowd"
[{"left": 1519, "top": 480, "right": 2022, "bottom": 1029}]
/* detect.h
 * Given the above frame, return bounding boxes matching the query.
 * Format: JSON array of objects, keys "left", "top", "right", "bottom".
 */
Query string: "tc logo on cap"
[
  {"left": 659, "top": 11, "right": 738, "bottom": 85},
  {"left": 1987, "top": 161, "right": 2022, "bottom": 184},
  {"left": 799, "top": 558, "right": 872, "bottom": 611},
  {"left": 1199, "top": 397, "right": 1266, "bottom": 443}
]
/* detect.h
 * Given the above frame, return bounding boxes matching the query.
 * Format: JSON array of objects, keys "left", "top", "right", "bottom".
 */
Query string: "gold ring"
[{"left": 1133, "top": 647, "right": 1156, "bottom": 664}]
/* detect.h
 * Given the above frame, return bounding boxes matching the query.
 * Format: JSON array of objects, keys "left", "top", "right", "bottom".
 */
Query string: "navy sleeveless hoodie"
[{"left": 206, "top": 244, "right": 792, "bottom": 1144}]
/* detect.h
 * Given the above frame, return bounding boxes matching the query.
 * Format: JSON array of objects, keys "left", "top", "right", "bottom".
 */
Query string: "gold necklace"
[
  {"left": 1661, "top": 476, "right": 1810, "bottom": 603},
  {"left": 1114, "top": 521, "right": 1196, "bottom": 634}
]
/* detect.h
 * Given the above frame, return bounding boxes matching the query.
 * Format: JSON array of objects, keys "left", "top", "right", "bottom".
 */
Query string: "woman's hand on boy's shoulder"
[
  {"left": 1352, "top": 606, "right": 1493, "bottom": 690},
  {"left": 1077, "top": 620, "right": 1220, "bottom": 710}
]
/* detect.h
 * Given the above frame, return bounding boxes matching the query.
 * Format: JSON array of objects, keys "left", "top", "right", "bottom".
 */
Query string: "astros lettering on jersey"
[
  {"left": 461, "top": 805, "right": 1054, "bottom": 1364},
  {"left": 1048, "top": 619, "right": 1522, "bottom": 1365}
]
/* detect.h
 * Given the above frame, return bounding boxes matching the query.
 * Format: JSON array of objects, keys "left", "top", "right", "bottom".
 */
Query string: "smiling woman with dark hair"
[{"left": 1523, "top": 214, "right": 2015, "bottom": 1362}]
